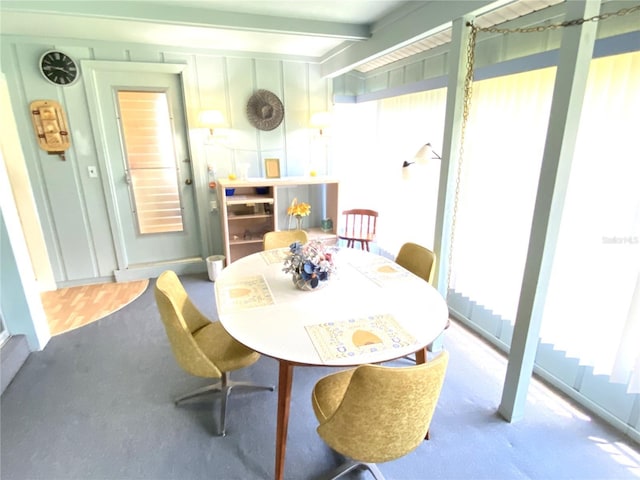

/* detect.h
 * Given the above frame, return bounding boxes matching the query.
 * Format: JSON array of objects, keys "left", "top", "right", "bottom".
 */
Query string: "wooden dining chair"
[
  {"left": 338, "top": 209, "right": 378, "bottom": 251},
  {"left": 263, "top": 230, "right": 308, "bottom": 250}
]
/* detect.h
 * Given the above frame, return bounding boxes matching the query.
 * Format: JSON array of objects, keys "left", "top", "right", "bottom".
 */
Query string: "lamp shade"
[
  {"left": 199, "top": 110, "right": 225, "bottom": 128},
  {"left": 310, "top": 111, "right": 331, "bottom": 128},
  {"left": 402, "top": 162, "right": 414, "bottom": 181},
  {"left": 402, "top": 142, "right": 442, "bottom": 180},
  {"left": 310, "top": 111, "right": 331, "bottom": 136},
  {"left": 413, "top": 143, "right": 433, "bottom": 165}
]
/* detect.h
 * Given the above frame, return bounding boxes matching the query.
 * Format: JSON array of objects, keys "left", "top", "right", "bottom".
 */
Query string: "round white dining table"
[{"left": 214, "top": 246, "right": 449, "bottom": 480}]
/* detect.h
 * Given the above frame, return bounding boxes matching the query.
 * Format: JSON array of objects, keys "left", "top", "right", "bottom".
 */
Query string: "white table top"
[{"left": 214, "top": 247, "right": 449, "bottom": 366}]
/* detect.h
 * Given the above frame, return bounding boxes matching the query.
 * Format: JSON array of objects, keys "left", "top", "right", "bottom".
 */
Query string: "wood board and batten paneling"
[{"left": 1, "top": 35, "right": 332, "bottom": 286}]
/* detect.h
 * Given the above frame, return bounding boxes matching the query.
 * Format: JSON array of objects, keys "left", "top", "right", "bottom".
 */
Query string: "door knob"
[{"left": 185, "top": 178, "right": 192, "bottom": 185}]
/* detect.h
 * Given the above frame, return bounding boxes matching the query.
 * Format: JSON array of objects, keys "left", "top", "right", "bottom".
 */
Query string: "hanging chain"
[
  {"left": 446, "top": 24, "right": 477, "bottom": 297},
  {"left": 477, "top": 4, "right": 640, "bottom": 35},
  {"left": 445, "top": 4, "right": 639, "bottom": 297}
]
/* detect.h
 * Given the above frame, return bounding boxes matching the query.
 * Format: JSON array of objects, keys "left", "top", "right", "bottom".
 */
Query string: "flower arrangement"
[
  {"left": 287, "top": 198, "right": 311, "bottom": 217},
  {"left": 283, "top": 240, "right": 336, "bottom": 289},
  {"left": 287, "top": 198, "right": 311, "bottom": 230}
]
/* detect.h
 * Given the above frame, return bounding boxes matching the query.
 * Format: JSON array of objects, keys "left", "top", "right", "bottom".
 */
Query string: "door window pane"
[{"left": 117, "top": 91, "right": 184, "bottom": 234}]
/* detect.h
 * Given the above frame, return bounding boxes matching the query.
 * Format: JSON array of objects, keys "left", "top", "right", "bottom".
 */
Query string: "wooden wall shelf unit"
[{"left": 216, "top": 176, "right": 339, "bottom": 263}]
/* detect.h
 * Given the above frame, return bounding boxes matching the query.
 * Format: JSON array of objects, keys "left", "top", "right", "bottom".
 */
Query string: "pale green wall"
[{"left": 0, "top": 36, "right": 332, "bottom": 286}]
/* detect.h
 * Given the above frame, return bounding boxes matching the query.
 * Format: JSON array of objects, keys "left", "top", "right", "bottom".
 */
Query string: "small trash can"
[{"left": 206, "top": 255, "right": 225, "bottom": 282}]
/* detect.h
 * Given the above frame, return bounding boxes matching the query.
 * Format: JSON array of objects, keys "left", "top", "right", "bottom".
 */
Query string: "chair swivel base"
[
  {"left": 174, "top": 372, "right": 274, "bottom": 436},
  {"left": 318, "top": 460, "right": 384, "bottom": 480}
]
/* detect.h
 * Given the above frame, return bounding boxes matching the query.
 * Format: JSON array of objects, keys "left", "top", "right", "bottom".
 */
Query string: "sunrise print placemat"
[
  {"left": 216, "top": 275, "right": 274, "bottom": 313},
  {"left": 349, "top": 257, "right": 411, "bottom": 286},
  {"left": 261, "top": 248, "right": 288, "bottom": 265},
  {"left": 305, "top": 313, "right": 418, "bottom": 362}
]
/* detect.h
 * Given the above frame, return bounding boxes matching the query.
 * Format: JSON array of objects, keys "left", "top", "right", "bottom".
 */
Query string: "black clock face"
[{"left": 40, "top": 51, "right": 79, "bottom": 86}]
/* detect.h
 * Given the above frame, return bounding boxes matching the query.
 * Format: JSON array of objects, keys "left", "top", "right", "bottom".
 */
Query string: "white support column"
[
  {"left": 433, "top": 14, "right": 473, "bottom": 297},
  {"left": 499, "top": 0, "right": 601, "bottom": 422},
  {"left": 0, "top": 76, "right": 51, "bottom": 350},
  {"left": 430, "top": 15, "right": 473, "bottom": 352}
]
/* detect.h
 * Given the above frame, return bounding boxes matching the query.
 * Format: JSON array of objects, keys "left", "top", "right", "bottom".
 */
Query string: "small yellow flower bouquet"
[
  {"left": 287, "top": 198, "right": 311, "bottom": 217},
  {"left": 287, "top": 198, "right": 311, "bottom": 230}
]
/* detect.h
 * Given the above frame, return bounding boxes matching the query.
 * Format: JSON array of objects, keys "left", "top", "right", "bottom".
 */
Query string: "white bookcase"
[{"left": 216, "top": 176, "right": 339, "bottom": 263}]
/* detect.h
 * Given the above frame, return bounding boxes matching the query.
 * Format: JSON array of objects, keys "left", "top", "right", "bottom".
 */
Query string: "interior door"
[{"left": 93, "top": 71, "right": 201, "bottom": 269}]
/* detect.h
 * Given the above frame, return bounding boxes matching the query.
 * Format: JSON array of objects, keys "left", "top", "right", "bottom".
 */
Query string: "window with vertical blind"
[
  {"left": 449, "top": 66, "right": 556, "bottom": 325},
  {"left": 332, "top": 42, "right": 639, "bottom": 441},
  {"left": 332, "top": 88, "right": 447, "bottom": 256},
  {"left": 117, "top": 90, "right": 184, "bottom": 235},
  {"left": 376, "top": 89, "right": 447, "bottom": 254},
  {"left": 540, "top": 51, "right": 640, "bottom": 394},
  {"left": 447, "top": 50, "right": 639, "bottom": 430}
]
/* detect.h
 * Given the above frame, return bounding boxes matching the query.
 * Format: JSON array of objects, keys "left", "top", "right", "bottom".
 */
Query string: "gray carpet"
[{"left": 1, "top": 273, "right": 638, "bottom": 480}]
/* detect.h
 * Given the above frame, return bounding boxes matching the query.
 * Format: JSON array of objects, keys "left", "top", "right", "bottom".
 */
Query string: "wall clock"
[{"left": 39, "top": 50, "right": 79, "bottom": 86}]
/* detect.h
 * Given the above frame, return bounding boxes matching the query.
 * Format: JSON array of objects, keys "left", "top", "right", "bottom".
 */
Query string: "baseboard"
[
  {"left": 1, "top": 335, "right": 30, "bottom": 395},
  {"left": 114, "top": 258, "right": 206, "bottom": 282}
]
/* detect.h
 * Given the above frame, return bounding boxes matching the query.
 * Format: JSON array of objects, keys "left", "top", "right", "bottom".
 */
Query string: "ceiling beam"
[
  {"left": 0, "top": 0, "right": 371, "bottom": 40},
  {"left": 320, "top": 0, "right": 513, "bottom": 78}
]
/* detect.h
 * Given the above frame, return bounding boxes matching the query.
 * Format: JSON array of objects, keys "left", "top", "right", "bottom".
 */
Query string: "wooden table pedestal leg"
[
  {"left": 275, "top": 360, "right": 293, "bottom": 480},
  {"left": 415, "top": 347, "right": 431, "bottom": 440},
  {"left": 415, "top": 347, "right": 427, "bottom": 365}
]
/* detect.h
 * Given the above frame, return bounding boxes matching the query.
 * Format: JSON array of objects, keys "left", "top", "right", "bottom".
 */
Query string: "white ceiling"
[
  {"left": 159, "top": 0, "right": 406, "bottom": 24},
  {"left": 1, "top": 1, "right": 555, "bottom": 76},
  {"left": 0, "top": 0, "right": 409, "bottom": 58}
]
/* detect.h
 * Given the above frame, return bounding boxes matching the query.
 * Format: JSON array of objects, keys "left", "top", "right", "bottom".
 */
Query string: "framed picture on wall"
[{"left": 265, "top": 158, "right": 281, "bottom": 178}]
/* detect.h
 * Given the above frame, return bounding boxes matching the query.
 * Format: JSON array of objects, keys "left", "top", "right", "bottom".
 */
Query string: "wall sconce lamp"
[
  {"left": 402, "top": 143, "right": 441, "bottom": 168},
  {"left": 402, "top": 143, "right": 442, "bottom": 180},
  {"left": 310, "top": 111, "right": 331, "bottom": 136},
  {"left": 199, "top": 110, "right": 226, "bottom": 138}
]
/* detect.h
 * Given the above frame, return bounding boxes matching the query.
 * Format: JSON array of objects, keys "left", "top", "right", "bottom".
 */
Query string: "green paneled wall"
[{"left": 1, "top": 36, "right": 332, "bottom": 286}]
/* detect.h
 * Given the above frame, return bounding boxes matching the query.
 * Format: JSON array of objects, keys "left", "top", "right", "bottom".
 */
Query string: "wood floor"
[{"left": 41, "top": 280, "right": 149, "bottom": 336}]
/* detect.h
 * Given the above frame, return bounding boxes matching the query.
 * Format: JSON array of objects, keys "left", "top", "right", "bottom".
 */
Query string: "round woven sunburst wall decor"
[{"left": 246, "top": 89, "right": 284, "bottom": 131}]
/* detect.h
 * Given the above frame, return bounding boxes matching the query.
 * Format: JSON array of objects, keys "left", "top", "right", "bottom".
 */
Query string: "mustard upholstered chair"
[
  {"left": 263, "top": 229, "right": 308, "bottom": 250},
  {"left": 337, "top": 209, "right": 378, "bottom": 251},
  {"left": 311, "top": 351, "right": 449, "bottom": 480},
  {"left": 154, "top": 270, "right": 274, "bottom": 436},
  {"left": 395, "top": 242, "right": 450, "bottom": 359},
  {"left": 395, "top": 241, "right": 436, "bottom": 285}
]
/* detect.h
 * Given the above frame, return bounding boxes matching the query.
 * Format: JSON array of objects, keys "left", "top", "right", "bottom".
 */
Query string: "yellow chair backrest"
[
  {"left": 263, "top": 230, "right": 308, "bottom": 250},
  {"left": 154, "top": 270, "right": 221, "bottom": 378},
  {"left": 396, "top": 242, "right": 436, "bottom": 284},
  {"left": 317, "top": 351, "right": 449, "bottom": 463}
]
